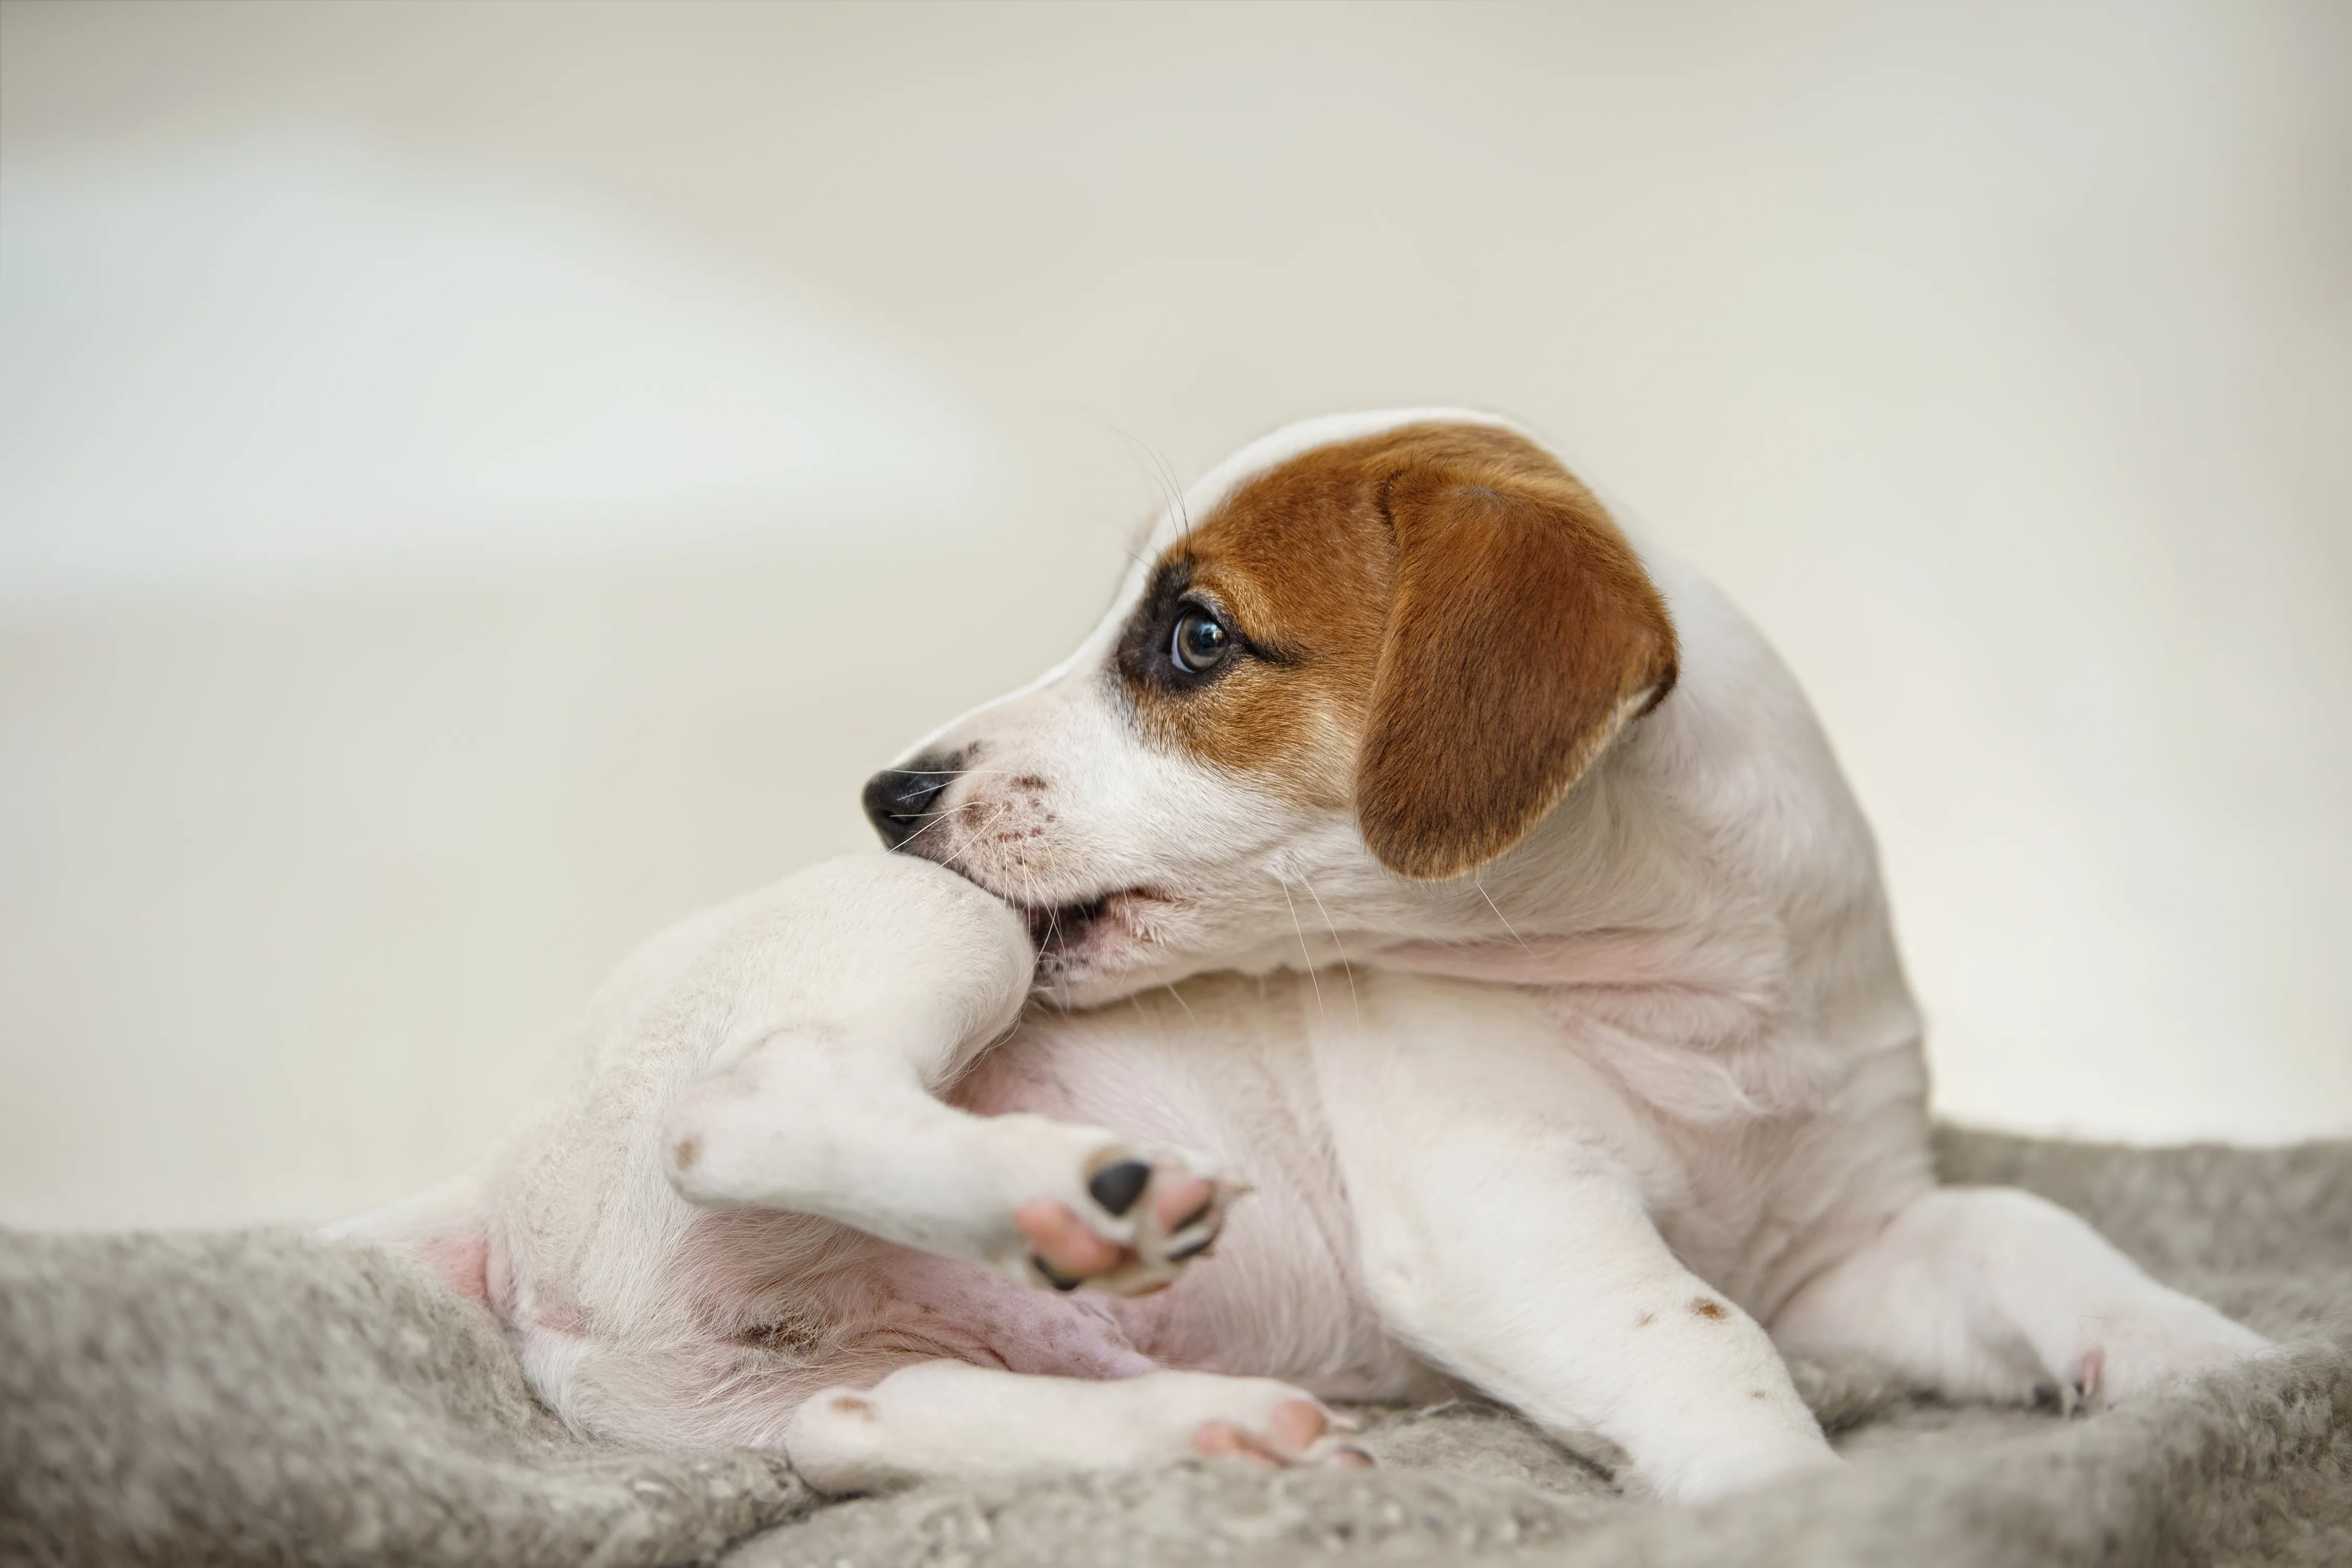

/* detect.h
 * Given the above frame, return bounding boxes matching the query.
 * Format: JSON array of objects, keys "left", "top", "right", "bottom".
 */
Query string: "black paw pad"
[{"left": 1087, "top": 1159, "right": 1152, "bottom": 1217}]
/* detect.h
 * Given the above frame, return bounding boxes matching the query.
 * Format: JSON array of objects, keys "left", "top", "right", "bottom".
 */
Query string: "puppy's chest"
[{"left": 954, "top": 974, "right": 1341, "bottom": 1209}]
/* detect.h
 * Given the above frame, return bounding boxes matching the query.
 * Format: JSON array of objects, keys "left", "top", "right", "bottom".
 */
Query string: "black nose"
[{"left": 862, "top": 765, "right": 952, "bottom": 850}]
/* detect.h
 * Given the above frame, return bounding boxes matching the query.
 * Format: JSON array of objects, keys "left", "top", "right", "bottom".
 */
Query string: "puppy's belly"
[
  {"left": 948, "top": 968, "right": 1930, "bottom": 1378},
  {"left": 954, "top": 976, "right": 1447, "bottom": 1402}
]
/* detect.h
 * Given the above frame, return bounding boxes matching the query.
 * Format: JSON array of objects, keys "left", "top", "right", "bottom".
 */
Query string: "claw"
[
  {"left": 2076, "top": 1347, "right": 2104, "bottom": 1411},
  {"left": 1034, "top": 1256, "right": 1085, "bottom": 1292}
]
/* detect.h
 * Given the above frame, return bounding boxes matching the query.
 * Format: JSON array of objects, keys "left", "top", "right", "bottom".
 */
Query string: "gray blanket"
[{"left": 5, "top": 1127, "right": 2348, "bottom": 1567}]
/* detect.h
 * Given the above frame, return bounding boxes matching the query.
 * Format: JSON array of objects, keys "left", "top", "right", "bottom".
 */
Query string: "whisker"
[
  {"left": 1161, "top": 983, "right": 1195, "bottom": 1023},
  {"left": 1140, "top": 439, "right": 1192, "bottom": 540},
  {"left": 1299, "top": 873, "right": 1359, "bottom": 1018},
  {"left": 1474, "top": 875, "right": 1537, "bottom": 957},
  {"left": 1167, "top": 470, "right": 1194, "bottom": 540},
  {"left": 1165, "top": 451, "right": 1193, "bottom": 541},
  {"left": 1000, "top": 850, "right": 1063, "bottom": 959},
  {"left": 887, "top": 810, "right": 963, "bottom": 853},
  {"left": 1276, "top": 875, "right": 1327, "bottom": 1025},
  {"left": 1027, "top": 860, "right": 1075, "bottom": 1016},
  {"left": 1042, "top": 883, "right": 1066, "bottom": 952},
  {"left": 889, "top": 795, "right": 994, "bottom": 854},
  {"left": 1110, "top": 425, "right": 1185, "bottom": 541},
  {"left": 935, "top": 797, "right": 1014, "bottom": 864},
  {"left": 992, "top": 841, "right": 1049, "bottom": 929}
]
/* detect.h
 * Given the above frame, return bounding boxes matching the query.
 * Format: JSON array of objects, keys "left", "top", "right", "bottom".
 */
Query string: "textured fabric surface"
[{"left": 4, "top": 1127, "right": 2347, "bottom": 1567}]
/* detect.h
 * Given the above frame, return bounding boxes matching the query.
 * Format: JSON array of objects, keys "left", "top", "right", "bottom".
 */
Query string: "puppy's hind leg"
[
  {"left": 1771, "top": 1186, "right": 2269, "bottom": 1412},
  {"left": 661, "top": 855, "right": 1241, "bottom": 1295}
]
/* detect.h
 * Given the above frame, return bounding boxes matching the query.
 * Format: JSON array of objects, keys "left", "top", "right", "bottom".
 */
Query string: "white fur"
[
  {"left": 343, "top": 411, "right": 2268, "bottom": 1506},
  {"left": 786, "top": 1362, "right": 1359, "bottom": 1493}
]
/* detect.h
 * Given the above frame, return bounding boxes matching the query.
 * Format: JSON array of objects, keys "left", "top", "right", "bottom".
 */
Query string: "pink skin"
[
  {"left": 1005, "top": 1177, "right": 1373, "bottom": 1463},
  {"left": 867, "top": 1201, "right": 1361, "bottom": 1467}
]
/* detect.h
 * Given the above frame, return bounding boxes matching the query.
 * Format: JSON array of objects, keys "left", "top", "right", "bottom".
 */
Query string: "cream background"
[{"left": 2, "top": 1, "right": 2347, "bottom": 1229}]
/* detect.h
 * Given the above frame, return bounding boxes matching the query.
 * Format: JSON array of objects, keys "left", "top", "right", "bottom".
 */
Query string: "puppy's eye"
[{"left": 1169, "top": 607, "right": 1231, "bottom": 675}]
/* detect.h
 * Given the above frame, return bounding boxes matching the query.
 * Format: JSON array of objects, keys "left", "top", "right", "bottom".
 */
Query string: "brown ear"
[{"left": 1355, "top": 451, "right": 1678, "bottom": 880}]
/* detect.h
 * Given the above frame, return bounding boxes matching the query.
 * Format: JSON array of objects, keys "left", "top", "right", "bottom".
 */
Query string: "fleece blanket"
[{"left": 4, "top": 1126, "right": 2348, "bottom": 1567}]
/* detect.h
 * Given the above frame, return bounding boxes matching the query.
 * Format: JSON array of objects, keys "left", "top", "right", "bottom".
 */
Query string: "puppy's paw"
[
  {"left": 1016, "top": 1147, "right": 1244, "bottom": 1298},
  {"left": 1193, "top": 1399, "right": 1373, "bottom": 1470},
  {"left": 2054, "top": 1295, "right": 2269, "bottom": 1413}
]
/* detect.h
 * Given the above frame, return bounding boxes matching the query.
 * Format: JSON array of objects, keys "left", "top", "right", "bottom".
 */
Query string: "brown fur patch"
[
  {"left": 1690, "top": 1297, "right": 1730, "bottom": 1321},
  {"left": 1117, "top": 422, "right": 1676, "bottom": 877},
  {"left": 1116, "top": 447, "right": 1398, "bottom": 808}
]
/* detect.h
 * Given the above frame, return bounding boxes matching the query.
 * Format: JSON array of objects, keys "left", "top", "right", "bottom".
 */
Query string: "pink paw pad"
[{"left": 1192, "top": 1401, "right": 1372, "bottom": 1468}]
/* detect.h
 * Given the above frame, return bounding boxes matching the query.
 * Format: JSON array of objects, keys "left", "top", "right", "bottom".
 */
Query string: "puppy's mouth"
[
  {"left": 1023, "top": 895, "right": 1111, "bottom": 955},
  {"left": 994, "top": 886, "right": 1174, "bottom": 970}
]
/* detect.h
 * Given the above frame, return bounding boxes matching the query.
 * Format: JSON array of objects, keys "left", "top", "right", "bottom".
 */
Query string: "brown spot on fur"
[
  {"left": 829, "top": 1394, "right": 876, "bottom": 1419},
  {"left": 1634, "top": 1312, "right": 1656, "bottom": 1328},
  {"left": 672, "top": 1137, "right": 700, "bottom": 1171},
  {"left": 1750, "top": 1390, "right": 1768, "bottom": 1400},
  {"left": 1690, "top": 1297, "right": 1730, "bottom": 1321},
  {"left": 1118, "top": 421, "right": 1676, "bottom": 877}
]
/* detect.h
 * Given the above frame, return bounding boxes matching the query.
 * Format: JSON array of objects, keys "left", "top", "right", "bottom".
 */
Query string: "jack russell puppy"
[{"left": 351, "top": 410, "right": 2267, "bottom": 1504}]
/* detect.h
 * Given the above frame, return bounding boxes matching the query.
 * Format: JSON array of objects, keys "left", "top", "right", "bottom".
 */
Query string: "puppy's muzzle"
[{"left": 862, "top": 764, "right": 953, "bottom": 850}]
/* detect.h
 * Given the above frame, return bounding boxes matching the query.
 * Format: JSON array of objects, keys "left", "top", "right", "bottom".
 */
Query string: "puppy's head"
[{"left": 863, "top": 412, "right": 1678, "bottom": 1005}]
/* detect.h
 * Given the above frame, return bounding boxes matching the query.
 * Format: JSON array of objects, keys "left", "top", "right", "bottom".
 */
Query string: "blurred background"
[{"left": 3, "top": 1, "right": 2347, "bottom": 1230}]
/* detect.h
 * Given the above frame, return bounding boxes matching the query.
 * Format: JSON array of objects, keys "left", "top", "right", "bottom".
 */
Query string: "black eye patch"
[{"left": 1115, "top": 560, "right": 1267, "bottom": 693}]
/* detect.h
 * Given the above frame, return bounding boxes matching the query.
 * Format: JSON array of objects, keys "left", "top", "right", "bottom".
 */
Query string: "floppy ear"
[{"left": 1354, "top": 459, "right": 1678, "bottom": 880}]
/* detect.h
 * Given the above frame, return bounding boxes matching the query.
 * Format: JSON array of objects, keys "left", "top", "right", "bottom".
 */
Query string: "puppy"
[{"left": 348, "top": 410, "right": 2266, "bottom": 1503}]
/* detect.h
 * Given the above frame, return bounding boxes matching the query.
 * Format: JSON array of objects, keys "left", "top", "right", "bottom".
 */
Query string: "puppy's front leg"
[
  {"left": 659, "top": 855, "right": 1236, "bottom": 1293},
  {"left": 1317, "top": 978, "right": 1837, "bottom": 1504}
]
